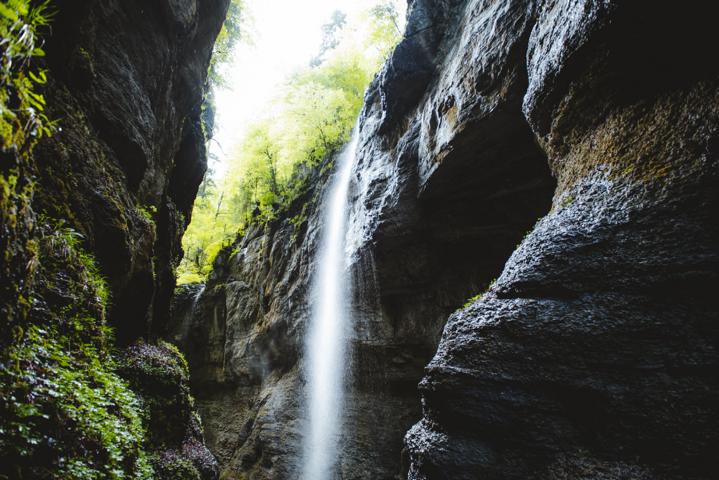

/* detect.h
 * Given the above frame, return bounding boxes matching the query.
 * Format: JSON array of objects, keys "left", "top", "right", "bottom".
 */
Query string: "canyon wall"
[
  {"left": 173, "top": 0, "right": 718, "bottom": 479},
  {"left": 34, "top": 0, "right": 229, "bottom": 342},
  {"left": 1, "top": 0, "right": 229, "bottom": 477}
]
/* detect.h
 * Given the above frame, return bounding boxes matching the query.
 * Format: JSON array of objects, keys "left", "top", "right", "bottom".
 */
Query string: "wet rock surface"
[
  {"left": 172, "top": 0, "right": 718, "bottom": 479},
  {"left": 404, "top": 1, "right": 719, "bottom": 479},
  {"left": 169, "top": 167, "right": 329, "bottom": 478}
]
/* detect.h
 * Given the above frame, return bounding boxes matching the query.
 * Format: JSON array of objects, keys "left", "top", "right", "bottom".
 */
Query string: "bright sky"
[{"left": 209, "top": 0, "right": 404, "bottom": 178}]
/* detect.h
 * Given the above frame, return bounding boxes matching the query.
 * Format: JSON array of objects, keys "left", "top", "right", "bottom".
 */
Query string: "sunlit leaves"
[
  {"left": 178, "top": 1, "right": 405, "bottom": 282},
  {"left": 0, "top": 0, "right": 56, "bottom": 155}
]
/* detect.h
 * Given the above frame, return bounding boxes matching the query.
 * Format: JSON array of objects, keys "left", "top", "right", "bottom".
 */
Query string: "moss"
[
  {"left": 0, "top": 217, "right": 155, "bottom": 479},
  {"left": 154, "top": 450, "right": 202, "bottom": 480},
  {"left": 0, "top": 168, "right": 37, "bottom": 338},
  {"left": 559, "top": 193, "right": 574, "bottom": 210},
  {"left": 547, "top": 79, "right": 719, "bottom": 196},
  {"left": 289, "top": 203, "right": 309, "bottom": 242},
  {"left": 118, "top": 341, "right": 193, "bottom": 446},
  {"left": 462, "top": 293, "right": 484, "bottom": 308},
  {"left": 137, "top": 204, "right": 157, "bottom": 223},
  {"left": 220, "top": 470, "right": 249, "bottom": 480},
  {"left": 460, "top": 278, "right": 497, "bottom": 310}
]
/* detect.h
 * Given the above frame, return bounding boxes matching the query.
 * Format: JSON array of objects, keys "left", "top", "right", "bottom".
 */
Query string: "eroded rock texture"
[
  {"left": 34, "top": 0, "right": 229, "bottom": 342},
  {"left": 173, "top": 0, "right": 718, "bottom": 479},
  {"left": 405, "top": 1, "right": 719, "bottom": 479}
]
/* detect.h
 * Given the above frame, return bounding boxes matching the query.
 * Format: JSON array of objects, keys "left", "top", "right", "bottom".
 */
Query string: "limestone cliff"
[{"left": 172, "top": 1, "right": 718, "bottom": 479}]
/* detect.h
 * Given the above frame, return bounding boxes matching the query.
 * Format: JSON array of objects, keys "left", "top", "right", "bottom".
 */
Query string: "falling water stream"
[{"left": 302, "top": 129, "right": 359, "bottom": 480}]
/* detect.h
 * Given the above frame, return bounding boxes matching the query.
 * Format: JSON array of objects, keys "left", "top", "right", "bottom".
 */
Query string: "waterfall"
[{"left": 302, "top": 128, "right": 359, "bottom": 480}]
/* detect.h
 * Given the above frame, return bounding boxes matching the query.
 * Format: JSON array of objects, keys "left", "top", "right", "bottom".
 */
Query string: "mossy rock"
[
  {"left": 118, "top": 341, "right": 194, "bottom": 446},
  {"left": 153, "top": 450, "right": 202, "bottom": 480},
  {"left": 0, "top": 219, "right": 153, "bottom": 480}
]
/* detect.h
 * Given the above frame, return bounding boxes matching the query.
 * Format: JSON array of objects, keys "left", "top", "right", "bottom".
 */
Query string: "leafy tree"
[
  {"left": 208, "top": 0, "right": 248, "bottom": 88},
  {"left": 203, "top": 0, "right": 249, "bottom": 140},
  {"left": 178, "top": 1, "right": 405, "bottom": 283},
  {"left": 311, "top": 10, "right": 347, "bottom": 67},
  {"left": 367, "top": 1, "right": 403, "bottom": 57}
]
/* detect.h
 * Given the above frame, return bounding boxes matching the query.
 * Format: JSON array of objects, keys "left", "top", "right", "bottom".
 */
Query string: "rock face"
[
  {"left": 0, "top": 0, "right": 229, "bottom": 478},
  {"left": 34, "top": 0, "right": 229, "bottom": 342},
  {"left": 172, "top": 1, "right": 718, "bottom": 479},
  {"left": 403, "top": 1, "right": 719, "bottom": 479},
  {"left": 169, "top": 167, "right": 329, "bottom": 479}
]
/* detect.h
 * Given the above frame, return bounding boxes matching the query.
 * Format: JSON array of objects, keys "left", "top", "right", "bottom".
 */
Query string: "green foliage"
[
  {"left": 45, "top": 218, "right": 111, "bottom": 308},
  {"left": 118, "top": 341, "right": 195, "bottom": 447},
  {"left": 463, "top": 293, "right": 484, "bottom": 308},
  {"left": 0, "top": 218, "right": 155, "bottom": 479},
  {"left": 0, "top": 325, "right": 154, "bottom": 480},
  {"left": 220, "top": 470, "right": 248, "bottom": 480},
  {"left": 367, "top": 1, "right": 403, "bottom": 58},
  {"left": 0, "top": 0, "right": 55, "bottom": 337},
  {"left": 179, "top": 2, "right": 403, "bottom": 282},
  {"left": 154, "top": 452, "right": 202, "bottom": 480},
  {"left": 0, "top": 170, "right": 35, "bottom": 334},
  {"left": 138, "top": 204, "right": 157, "bottom": 222},
  {"left": 461, "top": 279, "right": 497, "bottom": 309},
  {"left": 0, "top": 0, "right": 56, "bottom": 154},
  {"left": 208, "top": 0, "right": 248, "bottom": 88},
  {"left": 203, "top": 0, "right": 249, "bottom": 140},
  {"left": 1, "top": 216, "right": 214, "bottom": 478}
]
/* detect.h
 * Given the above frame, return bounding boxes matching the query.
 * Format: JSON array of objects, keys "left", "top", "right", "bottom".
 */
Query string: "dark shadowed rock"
[
  {"left": 406, "top": 1, "right": 719, "bottom": 479},
  {"left": 0, "top": 0, "right": 228, "bottom": 477},
  {"left": 33, "top": 0, "right": 229, "bottom": 343},
  {"left": 172, "top": 1, "right": 718, "bottom": 479}
]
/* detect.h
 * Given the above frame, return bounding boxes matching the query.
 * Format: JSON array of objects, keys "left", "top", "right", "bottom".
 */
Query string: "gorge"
[{"left": 2, "top": 0, "right": 718, "bottom": 480}]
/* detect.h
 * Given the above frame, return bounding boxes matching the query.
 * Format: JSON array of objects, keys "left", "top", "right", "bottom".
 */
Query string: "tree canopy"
[{"left": 177, "top": 2, "right": 404, "bottom": 284}]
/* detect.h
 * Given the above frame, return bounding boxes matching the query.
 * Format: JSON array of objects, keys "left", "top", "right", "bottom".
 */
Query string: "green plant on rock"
[
  {"left": 0, "top": 325, "right": 154, "bottom": 480},
  {"left": 0, "top": 218, "right": 156, "bottom": 479},
  {"left": 154, "top": 452, "right": 202, "bottom": 480},
  {"left": 290, "top": 203, "right": 309, "bottom": 242},
  {"left": 461, "top": 278, "right": 497, "bottom": 309},
  {"left": 0, "top": 0, "right": 56, "bottom": 155},
  {"left": 463, "top": 293, "right": 484, "bottom": 309},
  {"left": 137, "top": 204, "right": 157, "bottom": 222},
  {"left": 43, "top": 217, "right": 111, "bottom": 309},
  {"left": 118, "top": 341, "right": 193, "bottom": 445},
  {"left": 1, "top": 0, "right": 55, "bottom": 338}
]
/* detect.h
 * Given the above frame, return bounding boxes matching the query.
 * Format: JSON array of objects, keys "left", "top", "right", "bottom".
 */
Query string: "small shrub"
[
  {"left": 154, "top": 449, "right": 202, "bottom": 480},
  {"left": 118, "top": 341, "right": 193, "bottom": 445}
]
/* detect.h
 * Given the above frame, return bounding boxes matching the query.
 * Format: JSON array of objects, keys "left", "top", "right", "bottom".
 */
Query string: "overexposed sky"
[{"left": 209, "top": 0, "right": 404, "bottom": 178}]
